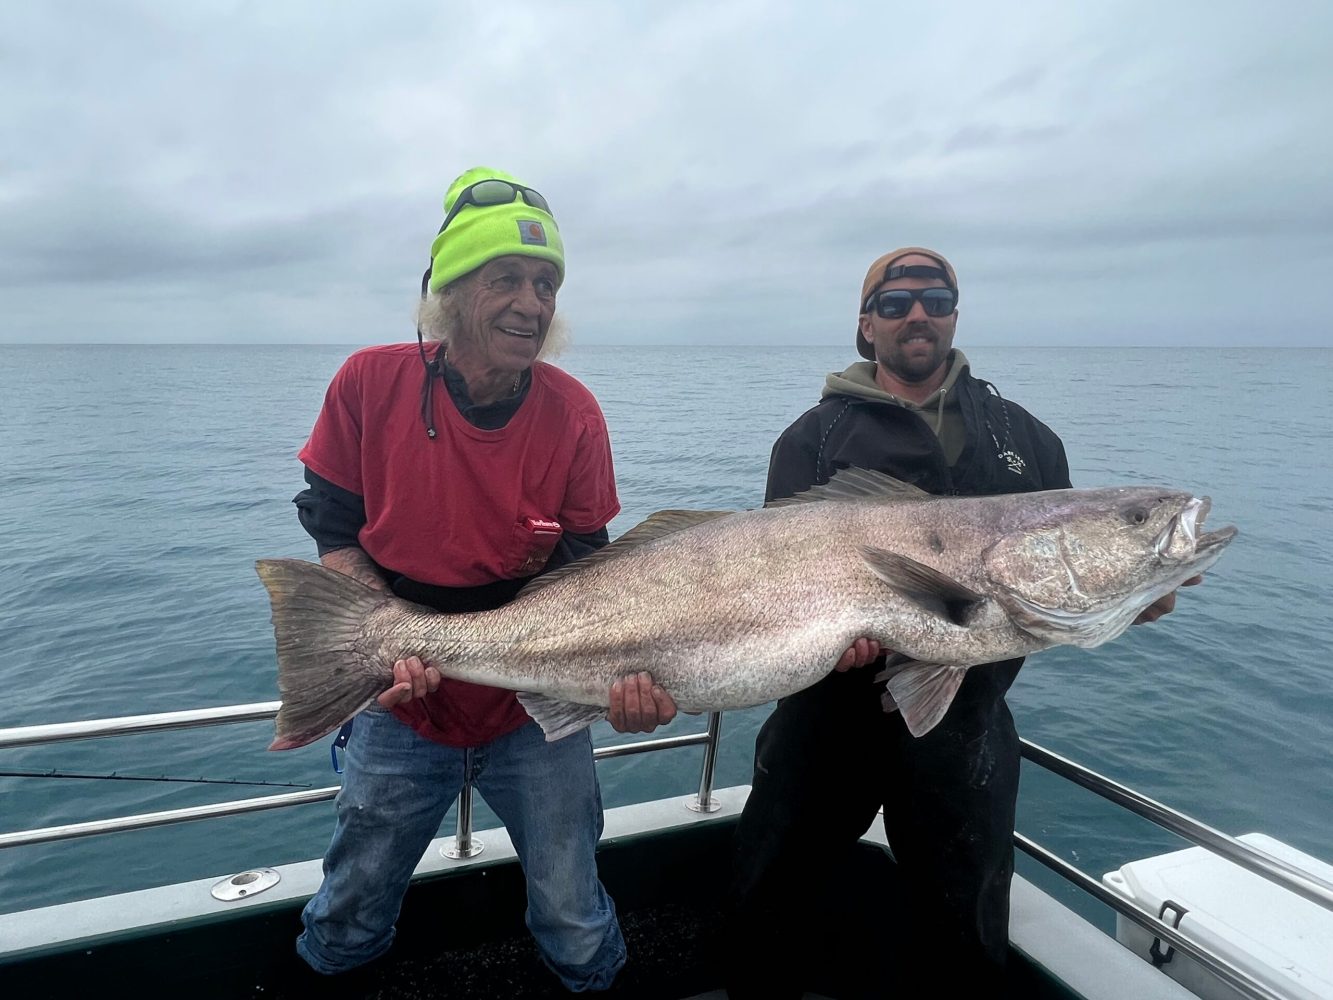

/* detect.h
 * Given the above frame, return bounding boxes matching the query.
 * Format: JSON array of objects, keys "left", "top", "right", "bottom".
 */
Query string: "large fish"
[{"left": 256, "top": 469, "right": 1235, "bottom": 749}]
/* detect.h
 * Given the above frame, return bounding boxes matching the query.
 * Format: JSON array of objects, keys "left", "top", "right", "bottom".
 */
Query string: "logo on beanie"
[{"left": 517, "top": 220, "right": 548, "bottom": 246}]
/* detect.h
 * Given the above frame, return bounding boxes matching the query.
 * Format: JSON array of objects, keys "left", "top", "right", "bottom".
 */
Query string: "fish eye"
[{"left": 1124, "top": 505, "right": 1150, "bottom": 526}]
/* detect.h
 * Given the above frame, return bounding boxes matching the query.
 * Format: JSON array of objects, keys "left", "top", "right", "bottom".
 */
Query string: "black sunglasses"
[
  {"left": 438, "top": 179, "right": 552, "bottom": 234},
  {"left": 864, "top": 287, "right": 958, "bottom": 320}
]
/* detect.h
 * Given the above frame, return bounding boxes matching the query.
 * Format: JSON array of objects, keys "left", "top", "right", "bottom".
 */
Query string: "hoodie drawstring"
[
  {"left": 417, "top": 328, "right": 444, "bottom": 439},
  {"left": 976, "top": 378, "right": 1014, "bottom": 457}
]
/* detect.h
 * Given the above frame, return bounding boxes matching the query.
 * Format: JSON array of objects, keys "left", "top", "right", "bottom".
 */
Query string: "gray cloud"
[{"left": 2, "top": 0, "right": 1330, "bottom": 346}]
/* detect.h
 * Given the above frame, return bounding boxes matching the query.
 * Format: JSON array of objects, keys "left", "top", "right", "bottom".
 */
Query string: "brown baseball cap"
[{"left": 855, "top": 247, "right": 959, "bottom": 360}]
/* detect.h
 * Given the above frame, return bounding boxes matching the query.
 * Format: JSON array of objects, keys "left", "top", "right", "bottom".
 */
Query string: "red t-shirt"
[{"left": 300, "top": 343, "right": 620, "bottom": 747}]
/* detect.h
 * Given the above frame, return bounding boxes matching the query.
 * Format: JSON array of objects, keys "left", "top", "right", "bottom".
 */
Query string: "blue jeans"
[{"left": 297, "top": 710, "right": 626, "bottom": 991}]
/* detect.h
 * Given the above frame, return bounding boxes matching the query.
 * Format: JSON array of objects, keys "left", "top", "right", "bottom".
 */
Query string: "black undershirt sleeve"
[{"left": 293, "top": 468, "right": 366, "bottom": 556}]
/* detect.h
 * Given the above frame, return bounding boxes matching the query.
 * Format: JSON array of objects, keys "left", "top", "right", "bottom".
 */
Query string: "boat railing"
[
  {"left": 0, "top": 701, "right": 723, "bottom": 855},
  {"left": 1016, "top": 741, "right": 1332, "bottom": 1000},
  {"left": 1019, "top": 741, "right": 1333, "bottom": 912},
  {"left": 3, "top": 703, "right": 1330, "bottom": 1000}
]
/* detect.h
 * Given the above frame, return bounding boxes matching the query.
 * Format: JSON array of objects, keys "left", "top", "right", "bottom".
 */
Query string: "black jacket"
[{"left": 766, "top": 362, "right": 1071, "bottom": 503}]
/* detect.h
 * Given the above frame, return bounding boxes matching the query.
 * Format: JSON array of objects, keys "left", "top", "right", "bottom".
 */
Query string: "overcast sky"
[{"left": 2, "top": 1, "right": 1330, "bottom": 347}]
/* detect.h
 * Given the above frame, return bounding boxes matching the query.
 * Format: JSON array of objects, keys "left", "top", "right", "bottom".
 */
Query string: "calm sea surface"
[{"left": 1, "top": 344, "right": 1330, "bottom": 924}]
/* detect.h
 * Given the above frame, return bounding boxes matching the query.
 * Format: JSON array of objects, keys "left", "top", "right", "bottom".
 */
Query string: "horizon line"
[{"left": 0, "top": 341, "right": 1324, "bottom": 350}]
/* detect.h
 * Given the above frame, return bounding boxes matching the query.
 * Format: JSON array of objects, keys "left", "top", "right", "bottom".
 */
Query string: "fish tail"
[{"left": 255, "top": 558, "right": 393, "bottom": 751}]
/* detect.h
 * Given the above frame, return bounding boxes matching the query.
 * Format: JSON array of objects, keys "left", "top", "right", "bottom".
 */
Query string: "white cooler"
[{"left": 1102, "top": 833, "right": 1333, "bottom": 1000}]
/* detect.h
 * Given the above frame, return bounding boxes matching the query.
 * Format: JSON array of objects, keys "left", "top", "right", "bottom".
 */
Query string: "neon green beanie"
[{"left": 427, "top": 167, "right": 565, "bottom": 294}]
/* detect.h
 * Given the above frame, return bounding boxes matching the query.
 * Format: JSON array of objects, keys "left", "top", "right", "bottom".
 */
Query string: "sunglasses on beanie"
[{"left": 438, "top": 179, "right": 552, "bottom": 234}]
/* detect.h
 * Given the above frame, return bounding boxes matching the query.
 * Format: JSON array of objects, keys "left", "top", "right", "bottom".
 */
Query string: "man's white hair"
[{"left": 415, "top": 279, "right": 569, "bottom": 359}]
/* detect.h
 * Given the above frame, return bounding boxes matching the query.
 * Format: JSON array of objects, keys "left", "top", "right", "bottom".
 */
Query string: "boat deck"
[{"left": 1, "top": 788, "right": 1200, "bottom": 999}]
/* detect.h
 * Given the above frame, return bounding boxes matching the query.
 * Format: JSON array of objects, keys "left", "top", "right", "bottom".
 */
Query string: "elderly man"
[
  {"left": 289, "top": 167, "right": 675, "bottom": 991},
  {"left": 725, "top": 248, "right": 1194, "bottom": 997}
]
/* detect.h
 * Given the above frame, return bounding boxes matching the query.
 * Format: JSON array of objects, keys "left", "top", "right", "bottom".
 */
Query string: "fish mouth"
[{"left": 1154, "top": 496, "right": 1238, "bottom": 564}]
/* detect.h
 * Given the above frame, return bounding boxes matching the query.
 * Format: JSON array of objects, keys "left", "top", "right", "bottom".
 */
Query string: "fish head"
[{"left": 983, "top": 487, "right": 1237, "bottom": 648}]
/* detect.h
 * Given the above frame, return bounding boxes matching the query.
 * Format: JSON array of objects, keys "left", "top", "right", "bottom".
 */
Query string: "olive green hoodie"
[{"left": 820, "top": 349, "right": 971, "bottom": 465}]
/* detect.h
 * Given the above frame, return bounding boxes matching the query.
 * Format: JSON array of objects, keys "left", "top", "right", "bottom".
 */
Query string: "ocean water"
[{"left": 1, "top": 343, "right": 1330, "bottom": 924}]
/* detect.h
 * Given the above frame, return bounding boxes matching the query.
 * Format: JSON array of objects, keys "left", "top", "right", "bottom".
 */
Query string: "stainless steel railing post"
[
  {"left": 687, "top": 712, "right": 722, "bottom": 813},
  {"left": 443, "top": 751, "right": 484, "bottom": 859}
]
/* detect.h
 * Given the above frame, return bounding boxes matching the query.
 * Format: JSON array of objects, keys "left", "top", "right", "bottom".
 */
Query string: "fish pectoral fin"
[
  {"left": 856, "top": 546, "right": 986, "bottom": 625},
  {"left": 516, "top": 692, "right": 608, "bottom": 742},
  {"left": 882, "top": 662, "right": 967, "bottom": 737}
]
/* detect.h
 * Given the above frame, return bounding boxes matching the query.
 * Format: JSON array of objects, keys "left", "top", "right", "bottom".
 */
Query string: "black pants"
[{"left": 724, "top": 660, "right": 1024, "bottom": 999}]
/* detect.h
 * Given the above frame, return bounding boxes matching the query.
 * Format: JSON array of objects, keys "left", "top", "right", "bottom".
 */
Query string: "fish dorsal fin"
[
  {"left": 518, "top": 509, "right": 733, "bottom": 598},
  {"left": 765, "top": 467, "right": 932, "bottom": 508},
  {"left": 615, "top": 508, "right": 735, "bottom": 546},
  {"left": 856, "top": 545, "right": 986, "bottom": 625}
]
